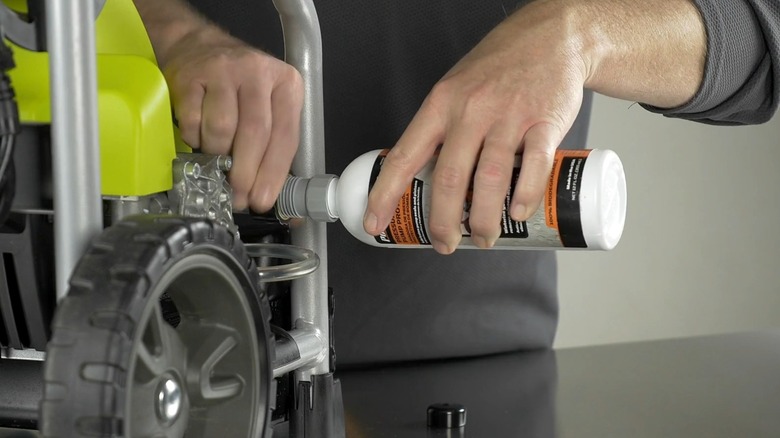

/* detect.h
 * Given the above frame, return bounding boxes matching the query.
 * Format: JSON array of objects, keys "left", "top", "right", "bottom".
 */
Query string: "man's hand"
[
  {"left": 163, "top": 28, "right": 303, "bottom": 212},
  {"left": 364, "top": 2, "right": 587, "bottom": 254},
  {"left": 364, "top": 0, "right": 705, "bottom": 254},
  {"left": 134, "top": 0, "right": 303, "bottom": 212}
]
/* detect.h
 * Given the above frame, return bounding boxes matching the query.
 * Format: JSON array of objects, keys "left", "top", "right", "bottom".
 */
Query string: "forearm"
[
  {"left": 578, "top": 0, "right": 707, "bottom": 108},
  {"left": 133, "top": 0, "right": 213, "bottom": 66},
  {"left": 513, "top": 0, "right": 708, "bottom": 109}
]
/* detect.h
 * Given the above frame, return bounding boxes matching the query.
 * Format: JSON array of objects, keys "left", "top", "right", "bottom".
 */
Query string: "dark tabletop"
[
  {"left": 328, "top": 330, "right": 780, "bottom": 438},
  {"left": 3, "top": 330, "right": 780, "bottom": 437}
]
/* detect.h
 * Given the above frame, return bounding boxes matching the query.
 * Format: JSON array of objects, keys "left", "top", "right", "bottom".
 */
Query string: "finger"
[
  {"left": 171, "top": 81, "right": 205, "bottom": 148},
  {"left": 200, "top": 84, "right": 239, "bottom": 155},
  {"left": 247, "top": 69, "right": 303, "bottom": 212},
  {"left": 510, "top": 122, "right": 562, "bottom": 221},
  {"left": 428, "top": 124, "right": 485, "bottom": 254},
  {"left": 468, "top": 121, "right": 523, "bottom": 248},
  {"left": 364, "top": 102, "right": 445, "bottom": 236},
  {"left": 230, "top": 83, "right": 273, "bottom": 211}
]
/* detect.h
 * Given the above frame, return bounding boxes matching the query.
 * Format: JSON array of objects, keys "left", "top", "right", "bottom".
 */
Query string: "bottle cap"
[
  {"left": 579, "top": 149, "right": 627, "bottom": 250},
  {"left": 427, "top": 403, "right": 467, "bottom": 428}
]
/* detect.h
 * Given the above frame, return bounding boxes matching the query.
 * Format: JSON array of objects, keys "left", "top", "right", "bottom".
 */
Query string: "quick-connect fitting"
[
  {"left": 276, "top": 176, "right": 307, "bottom": 220},
  {"left": 276, "top": 174, "right": 339, "bottom": 223}
]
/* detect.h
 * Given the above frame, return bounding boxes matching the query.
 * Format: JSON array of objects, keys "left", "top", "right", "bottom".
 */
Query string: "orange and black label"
[
  {"left": 462, "top": 166, "right": 528, "bottom": 238},
  {"left": 368, "top": 150, "right": 431, "bottom": 245},
  {"left": 369, "top": 150, "right": 529, "bottom": 245},
  {"left": 498, "top": 167, "right": 529, "bottom": 238},
  {"left": 546, "top": 150, "right": 590, "bottom": 247}
]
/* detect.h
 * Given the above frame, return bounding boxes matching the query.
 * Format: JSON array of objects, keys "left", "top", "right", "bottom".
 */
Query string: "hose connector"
[{"left": 276, "top": 174, "right": 339, "bottom": 223}]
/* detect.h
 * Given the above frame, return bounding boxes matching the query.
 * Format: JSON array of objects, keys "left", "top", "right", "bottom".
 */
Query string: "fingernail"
[
  {"left": 364, "top": 212, "right": 378, "bottom": 234},
  {"left": 432, "top": 240, "right": 453, "bottom": 254},
  {"left": 511, "top": 204, "right": 527, "bottom": 221}
]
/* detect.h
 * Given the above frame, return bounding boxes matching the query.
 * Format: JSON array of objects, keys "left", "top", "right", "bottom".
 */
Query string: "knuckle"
[
  {"left": 523, "top": 148, "right": 556, "bottom": 175},
  {"left": 209, "top": 52, "right": 234, "bottom": 70},
  {"left": 475, "top": 159, "right": 509, "bottom": 191},
  {"left": 384, "top": 148, "right": 416, "bottom": 175},
  {"left": 429, "top": 80, "right": 450, "bottom": 100},
  {"left": 527, "top": 142, "right": 556, "bottom": 161},
  {"left": 242, "top": 52, "right": 273, "bottom": 74},
  {"left": 283, "top": 64, "right": 303, "bottom": 86},
  {"left": 433, "top": 164, "right": 466, "bottom": 193},
  {"left": 428, "top": 80, "right": 454, "bottom": 110},
  {"left": 239, "top": 49, "right": 263, "bottom": 64},
  {"left": 461, "top": 87, "right": 489, "bottom": 116},
  {"left": 227, "top": 49, "right": 275, "bottom": 78},
  {"left": 204, "top": 114, "right": 236, "bottom": 139},
  {"left": 164, "top": 65, "right": 191, "bottom": 86},
  {"left": 281, "top": 66, "right": 305, "bottom": 101}
]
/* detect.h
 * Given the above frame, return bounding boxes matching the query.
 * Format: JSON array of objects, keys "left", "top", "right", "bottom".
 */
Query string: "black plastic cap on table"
[{"left": 427, "top": 403, "right": 467, "bottom": 428}]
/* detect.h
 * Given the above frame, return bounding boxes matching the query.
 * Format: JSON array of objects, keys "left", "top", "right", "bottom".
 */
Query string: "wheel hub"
[{"left": 156, "top": 375, "right": 183, "bottom": 426}]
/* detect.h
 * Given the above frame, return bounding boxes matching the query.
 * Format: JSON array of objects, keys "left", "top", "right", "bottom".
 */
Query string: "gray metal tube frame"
[
  {"left": 272, "top": 0, "right": 331, "bottom": 380},
  {"left": 46, "top": 0, "right": 104, "bottom": 301}
]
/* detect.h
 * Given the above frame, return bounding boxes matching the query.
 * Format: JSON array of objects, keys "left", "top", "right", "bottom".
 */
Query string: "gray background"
[{"left": 555, "top": 95, "right": 780, "bottom": 348}]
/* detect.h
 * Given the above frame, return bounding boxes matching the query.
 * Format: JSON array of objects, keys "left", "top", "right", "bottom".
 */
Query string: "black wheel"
[{"left": 41, "top": 216, "right": 274, "bottom": 437}]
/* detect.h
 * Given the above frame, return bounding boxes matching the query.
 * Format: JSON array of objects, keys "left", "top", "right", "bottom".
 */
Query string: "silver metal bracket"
[{"left": 169, "top": 153, "right": 237, "bottom": 236}]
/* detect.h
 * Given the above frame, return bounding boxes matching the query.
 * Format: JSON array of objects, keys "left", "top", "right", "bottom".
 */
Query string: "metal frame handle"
[
  {"left": 46, "top": 0, "right": 103, "bottom": 302},
  {"left": 272, "top": 0, "right": 331, "bottom": 380}
]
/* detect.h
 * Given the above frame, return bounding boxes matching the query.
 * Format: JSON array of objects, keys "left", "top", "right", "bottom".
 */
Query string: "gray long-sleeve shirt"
[{"left": 646, "top": 0, "right": 779, "bottom": 124}]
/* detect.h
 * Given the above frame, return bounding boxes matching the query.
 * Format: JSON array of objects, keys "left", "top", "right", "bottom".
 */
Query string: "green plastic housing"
[{"left": 6, "top": 0, "right": 178, "bottom": 196}]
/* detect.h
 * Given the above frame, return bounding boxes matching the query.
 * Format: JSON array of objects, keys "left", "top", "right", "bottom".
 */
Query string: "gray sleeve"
[{"left": 641, "top": 0, "right": 779, "bottom": 125}]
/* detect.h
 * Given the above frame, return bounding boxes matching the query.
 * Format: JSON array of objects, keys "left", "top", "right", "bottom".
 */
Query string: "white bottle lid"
[
  {"left": 579, "top": 149, "right": 627, "bottom": 250},
  {"left": 335, "top": 150, "right": 383, "bottom": 246}
]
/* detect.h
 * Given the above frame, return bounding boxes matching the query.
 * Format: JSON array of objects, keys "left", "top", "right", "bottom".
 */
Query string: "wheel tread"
[
  {"left": 89, "top": 311, "right": 135, "bottom": 339},
  {"left": 41, "top": 215, "right": 274, "bottom": 437},
  {"left": 80, "top": 363, "right": 126, "bottom": 386}
]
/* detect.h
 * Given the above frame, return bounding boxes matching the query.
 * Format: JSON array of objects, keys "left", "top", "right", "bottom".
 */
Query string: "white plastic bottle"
[{"left": 276, "top": 148, "right": 627, "bottom": 250}]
